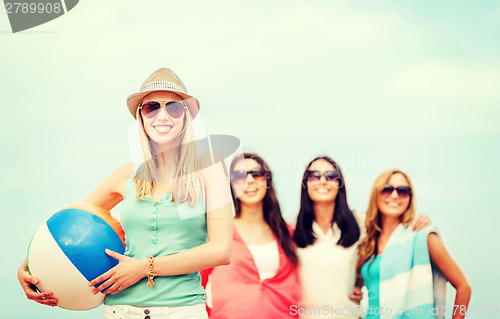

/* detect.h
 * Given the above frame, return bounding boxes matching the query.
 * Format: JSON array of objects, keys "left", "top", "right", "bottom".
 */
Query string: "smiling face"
[
  {"left": 232, "top": 158, "right": 267, "bottom": 206},
  {"left": 140, "top": 91, "right": 186, "bottom": 148},
  {"left": 377, "top": 173, "right": 411, "bottom": 218},
  {"left": 306, "top": 159, "right": 340, "bottom": 203}
]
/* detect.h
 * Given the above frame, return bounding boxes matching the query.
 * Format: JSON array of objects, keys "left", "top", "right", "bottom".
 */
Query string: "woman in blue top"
[
  {"left": 17, "top": 68, "right": 233, "bottom": 319},
  {"left": 357, "top": 169, "right": 471, "bottom": 319}
]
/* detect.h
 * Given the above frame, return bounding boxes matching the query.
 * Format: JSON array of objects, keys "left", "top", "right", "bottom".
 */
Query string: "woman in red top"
[{"left": 201, "top": 153, "right": 300, "bottom": 319}]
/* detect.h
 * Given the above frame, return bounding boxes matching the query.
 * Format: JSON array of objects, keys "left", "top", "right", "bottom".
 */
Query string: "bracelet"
[{"left": 146, "top": 255, "right": 157, "bottom": 287}]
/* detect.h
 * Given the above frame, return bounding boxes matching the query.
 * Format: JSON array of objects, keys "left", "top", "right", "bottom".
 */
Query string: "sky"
[{"left": 1, "top": 1, "right": 499, "bottom": 318}]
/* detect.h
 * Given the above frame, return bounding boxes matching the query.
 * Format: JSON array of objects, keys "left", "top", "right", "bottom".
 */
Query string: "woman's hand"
[
  {"left": 348, "top": 286, "right": 362, "bottom": 305},
  {"left": 17, "top": 259, "right": 58, "bottom": 307},
  {"left": 410, "top": 214, "right": 431, "bottom": 231},
  {"left": 88, "top": 249, "right": 148, "bottom": 295}
]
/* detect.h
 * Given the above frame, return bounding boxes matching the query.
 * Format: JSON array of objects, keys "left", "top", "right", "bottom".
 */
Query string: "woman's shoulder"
[
  {"left": 414, "top": 224, "right": 441, "bottom": 238},
  {"left": 114, "top": 163, "right": 135, "bottom": 179},
  {"left": 107, "top": 163, "right": 135, "bottom": 188},
  {"left": 352, "top": 210, "right": 366, "bottom": 224},
  {"left": 352, "top": 211, "right": 367, "bottom": 239}
]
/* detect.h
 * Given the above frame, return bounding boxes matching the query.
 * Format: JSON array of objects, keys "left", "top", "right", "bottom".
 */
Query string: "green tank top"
[{"left": 104, "top": 171, "right": 207, "bottom": 307}]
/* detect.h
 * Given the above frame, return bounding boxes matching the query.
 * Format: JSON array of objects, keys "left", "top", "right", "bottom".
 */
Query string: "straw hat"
[{"left": 127, "top": 68, "right": 200, "bottom": 119}]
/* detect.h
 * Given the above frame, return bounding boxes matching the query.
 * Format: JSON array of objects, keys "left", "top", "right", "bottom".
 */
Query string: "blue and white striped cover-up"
[{"left": 378, "top": 224, "right": 447, "bottom": 319}]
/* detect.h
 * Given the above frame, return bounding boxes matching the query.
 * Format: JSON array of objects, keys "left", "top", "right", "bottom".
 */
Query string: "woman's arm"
[
  {"left": 428, "top": 233, "right": 471, "bottom": 319},
  {"left": 89, "top": 161, "right": 233, "bottom": 295},
  {"left": 82, "top": 163, "right": 133, "bottom": 210}
]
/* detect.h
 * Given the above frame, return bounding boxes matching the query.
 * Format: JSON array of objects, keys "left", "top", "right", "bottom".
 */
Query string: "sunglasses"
[
  {"left": 306, "top": 170, "right": 342, "bottom": 182},
  {"left": 231, "top": 168, "right": 266, "bottom": 184},
  {"left": 380, "top": 184, "right": 412, "bottom": 198},
  {"left": 140, "top": 101, "right": 186, "bottom": 119}
]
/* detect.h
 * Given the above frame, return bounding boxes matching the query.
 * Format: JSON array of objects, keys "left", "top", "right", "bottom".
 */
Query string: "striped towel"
[{"left": 379, "top": 224, "right": 447, "bottom": 319}]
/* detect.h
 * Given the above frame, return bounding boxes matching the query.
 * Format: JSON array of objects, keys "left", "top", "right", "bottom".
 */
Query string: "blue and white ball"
[{"left": 27, "top": 203, "right": 126, "bottom": 310}]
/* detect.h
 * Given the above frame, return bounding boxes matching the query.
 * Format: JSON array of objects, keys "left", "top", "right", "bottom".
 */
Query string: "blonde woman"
[
  {"left": 17, "top": 68, "right": 233, "bottom": 319},
  {"left": 357, "top": 170, "right": 471, "bottom": 319}
]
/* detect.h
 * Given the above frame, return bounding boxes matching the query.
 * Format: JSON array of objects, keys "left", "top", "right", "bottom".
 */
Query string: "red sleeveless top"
[{"left": 201, "top": 226, "right": 300, "bottom": 319}]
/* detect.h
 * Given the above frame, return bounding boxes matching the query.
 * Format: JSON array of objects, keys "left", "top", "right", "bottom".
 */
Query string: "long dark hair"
[
  {"left": 294, "top": 156, "right": 360, "bottom": 248},
  {"left": 230, "top": 153, "right": 298, "bottom": 266}
]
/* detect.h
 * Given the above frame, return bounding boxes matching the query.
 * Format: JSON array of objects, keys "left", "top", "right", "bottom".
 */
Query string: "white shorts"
[{"left": 103, "top": 304, "right": 208, "bottom": 319}]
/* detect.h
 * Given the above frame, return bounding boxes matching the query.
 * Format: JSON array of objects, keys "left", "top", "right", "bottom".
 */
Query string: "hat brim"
[{"left": 127, "top": 90, "right": 200, "bottom": 119}]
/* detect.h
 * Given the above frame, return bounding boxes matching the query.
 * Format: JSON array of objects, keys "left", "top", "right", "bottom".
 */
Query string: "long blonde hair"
[
  {"left": 356, "top": 169, "right": 415, "bottom": 274},
  {"left": 133, "top": 101, "right": 202, "bottom": 205}
]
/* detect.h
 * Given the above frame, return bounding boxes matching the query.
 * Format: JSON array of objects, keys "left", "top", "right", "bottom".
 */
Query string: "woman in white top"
[{"left": 294, "top": 156, "right": 430, "bottom": 319}]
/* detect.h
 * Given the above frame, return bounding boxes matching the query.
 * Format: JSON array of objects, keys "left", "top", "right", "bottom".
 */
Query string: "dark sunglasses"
[
  {"left": 380, "top": 184, "right": 412, "bottom": 198},
  {"left": 231, "top": 168, "right": 266, "bottom": 184},
  {"left": 306, "top": 170, "right": 342, "bottom": 182},
  {"left": 140, "top": 101, "right": 186, "bottom": 119}
]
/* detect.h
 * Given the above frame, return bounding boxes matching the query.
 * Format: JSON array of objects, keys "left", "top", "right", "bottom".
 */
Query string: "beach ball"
[{"left": 27, "top": 203, "right": 126, "bottom": 310}]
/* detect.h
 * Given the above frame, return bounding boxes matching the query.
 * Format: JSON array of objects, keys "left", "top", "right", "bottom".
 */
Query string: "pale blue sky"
[{"left": 1, "top": 1, "right": 499, "bottom": 318}]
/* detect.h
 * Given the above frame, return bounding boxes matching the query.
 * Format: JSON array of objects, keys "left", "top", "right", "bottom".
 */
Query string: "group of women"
[
  {"left": 17, "top": 69, "right": 471, "bottom": 319},
  {"left": 205, "top": 153, "right": 471, "bottom": 319}
]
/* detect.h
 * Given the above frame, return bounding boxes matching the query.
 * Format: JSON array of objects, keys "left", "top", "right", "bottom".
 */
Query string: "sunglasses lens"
[
  {"left": 141, "top": 102, "right": 161, "bottom": 118},
  {"left": 166, "top": 102, "right": 185, "bottom": 118},
  {"left": 250, "top": 170, "right": 266, "bottom": 180},
  {"left": 381, "top": 185, "right": 412, "bottom": 198},
  {"left": 324, "top": 171, "right": 341, "bottom": 181},
  {"left": 381, "top": 186, "right": 394, "bottom": 197},
  {"left": 397, "top": 187, "right": 411, "bottom": 198},
  {"left": 307, "top": 171, "right": 321, "bottom": 181},
  {"left": 231, "top": 171, "right": 247, "bottom": 184}
]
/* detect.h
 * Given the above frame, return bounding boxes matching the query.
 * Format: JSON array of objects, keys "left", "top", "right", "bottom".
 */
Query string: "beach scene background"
[{"left": 1, "top": 1, "right": 498, "bottom": 318}]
